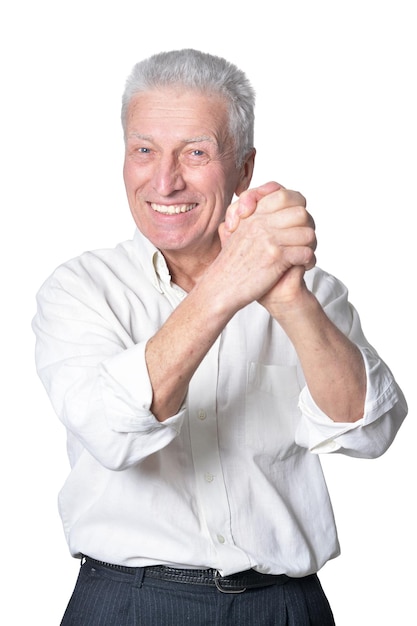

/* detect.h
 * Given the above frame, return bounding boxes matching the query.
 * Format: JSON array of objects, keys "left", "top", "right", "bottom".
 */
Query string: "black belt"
[{"left": 84, "top": 557, "right": 290, "bottom": 594}]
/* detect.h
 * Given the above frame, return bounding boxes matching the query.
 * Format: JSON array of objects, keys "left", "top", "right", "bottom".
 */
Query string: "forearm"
[
  {"left": 146, "top": 273, "right": 236, "bottom": 422},
  {"left": 271, "top": 288, "right": 367, "bottom": 423}
]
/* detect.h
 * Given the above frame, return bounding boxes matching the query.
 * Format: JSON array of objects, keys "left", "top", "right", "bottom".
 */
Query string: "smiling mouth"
[{"left": 150, "top": 203, "right": 198, "bottom": 215}]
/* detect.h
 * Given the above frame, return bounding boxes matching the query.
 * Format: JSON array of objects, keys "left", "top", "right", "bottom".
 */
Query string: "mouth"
[{"left": 150, "top": 203, "right": 198, "bottom": 215}]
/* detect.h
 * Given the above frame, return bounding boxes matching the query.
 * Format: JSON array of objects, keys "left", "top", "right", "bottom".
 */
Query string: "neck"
[{"left": 162, "top": 241, "right": 221, "bottom": 292}]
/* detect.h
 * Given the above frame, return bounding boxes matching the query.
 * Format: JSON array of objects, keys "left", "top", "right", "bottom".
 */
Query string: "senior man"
[{"left": 33, "top": 49, "right": 407, "bottom": 625}]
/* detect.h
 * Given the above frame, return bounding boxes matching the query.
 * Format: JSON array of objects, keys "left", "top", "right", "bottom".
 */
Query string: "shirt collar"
[{"left": 133, "top": 228, "right": 172, "bottom": 293}]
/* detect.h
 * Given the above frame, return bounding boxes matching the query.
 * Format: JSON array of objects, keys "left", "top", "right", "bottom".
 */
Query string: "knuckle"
[
  {"left": 304, "top": 249, "right": 316, "bottom": 268},
  {"left": 306, "top": 228, "right": 317, "bottom": 248}
]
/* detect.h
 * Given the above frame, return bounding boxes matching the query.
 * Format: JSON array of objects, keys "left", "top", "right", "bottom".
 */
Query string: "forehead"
[{"left": 125, "top": 87, "right": 230, "bottom": 140}]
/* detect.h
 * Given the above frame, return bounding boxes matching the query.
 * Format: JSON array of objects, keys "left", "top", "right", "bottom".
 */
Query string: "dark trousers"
[{"left": 61, "top": 559, "right": 335, "bottom": 625}]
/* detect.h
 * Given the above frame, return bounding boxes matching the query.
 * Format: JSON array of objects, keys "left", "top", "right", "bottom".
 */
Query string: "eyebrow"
[
  {"left": 183, "top": 136, "right": 215, "bottom": 144},
  {"left": 128, "top": 132, "right": 216, "bottom": 145},
  {"left": 129, "top": 133, "right": 153, "bottom": 141}
]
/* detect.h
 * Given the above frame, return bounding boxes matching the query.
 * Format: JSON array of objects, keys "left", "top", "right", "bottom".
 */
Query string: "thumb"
[{"left": 226, "top": 181, "right": 284, "bottom": 232}]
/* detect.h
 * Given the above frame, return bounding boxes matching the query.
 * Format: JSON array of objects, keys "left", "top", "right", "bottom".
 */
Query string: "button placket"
[{"left": 187, "top": 338, "right": 251, "bottom": 573}]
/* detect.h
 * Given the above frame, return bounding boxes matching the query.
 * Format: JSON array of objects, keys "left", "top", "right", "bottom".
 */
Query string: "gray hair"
[{"left": 121, "top": 49, "right": 255, "bottom": 167}]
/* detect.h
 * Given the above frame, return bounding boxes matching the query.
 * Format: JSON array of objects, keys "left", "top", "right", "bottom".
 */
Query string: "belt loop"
[{"left": 132, "top": 566, "right": 145, "bottom": 589}]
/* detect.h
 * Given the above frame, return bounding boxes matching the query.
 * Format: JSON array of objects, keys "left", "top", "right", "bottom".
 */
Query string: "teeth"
[{"left": 151, "top": 203, "right": 197, "bottom": 215}]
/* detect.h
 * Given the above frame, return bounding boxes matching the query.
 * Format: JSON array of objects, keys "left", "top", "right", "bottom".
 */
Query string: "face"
[{"left": 123, "top": 88, "right": 254, "bottom": 262}]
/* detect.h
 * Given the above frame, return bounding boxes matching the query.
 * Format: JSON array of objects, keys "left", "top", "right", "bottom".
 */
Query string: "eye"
[
  {"left": 184, "top": 148, "right": 210, "bottom": 165},
  {"left": 137, "top": 147, "right": 151, "bottom": 154}
]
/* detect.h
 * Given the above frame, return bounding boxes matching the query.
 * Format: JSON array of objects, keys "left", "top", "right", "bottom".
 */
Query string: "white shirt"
[{"left": 32, "top": 229, "right": 407, "bottom": 577}]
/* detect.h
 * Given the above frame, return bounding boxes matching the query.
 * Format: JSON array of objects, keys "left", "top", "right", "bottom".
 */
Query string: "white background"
[{"left": 1, "top": 1, "right": 415, "bottom": 624}]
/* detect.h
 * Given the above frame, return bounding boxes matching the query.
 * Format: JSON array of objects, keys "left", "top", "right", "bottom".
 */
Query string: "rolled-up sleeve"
[
  {"left": 32, "top": 254, "right": 184, "bottom": 471},
  {"left": 295, "top": 270, "right": 408, "bottom": 457},
  {"left": 99, "top": 342, "right": 185, "bottom": 435}
]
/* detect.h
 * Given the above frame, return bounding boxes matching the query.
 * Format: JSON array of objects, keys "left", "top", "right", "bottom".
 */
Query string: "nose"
[{"left": 152, "top": 154, "right": 186, "bottom": 196}]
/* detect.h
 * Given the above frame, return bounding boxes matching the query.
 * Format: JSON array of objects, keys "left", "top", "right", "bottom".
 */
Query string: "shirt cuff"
[
  {"left": 99, "top": 341, "right": 185, "bottom": 434},
  {"left": 296, "top": 389, "right": 363, "bottom": 453},
  {"left": 295, "top": 346, "right": 400, "bottom": 453}
]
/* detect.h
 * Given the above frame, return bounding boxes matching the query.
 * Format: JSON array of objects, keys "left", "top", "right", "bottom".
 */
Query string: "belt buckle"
[{"left": 214, "top": 570, "right": 246, "bottom": 594}]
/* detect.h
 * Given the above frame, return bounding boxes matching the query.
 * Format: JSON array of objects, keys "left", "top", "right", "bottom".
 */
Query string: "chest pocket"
[{"left": 245, "top": 362, "right": 302, "bottom": 460}]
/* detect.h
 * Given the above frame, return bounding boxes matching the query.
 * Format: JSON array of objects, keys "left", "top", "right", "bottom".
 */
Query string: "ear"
[{"left": 235, "top": 149, "right": 256, "bottom": 196}]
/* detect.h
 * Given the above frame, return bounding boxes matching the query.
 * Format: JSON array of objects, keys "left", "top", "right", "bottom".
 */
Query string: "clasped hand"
[{"left": 217, "top": 182, "right": 317, "bottom": 313}]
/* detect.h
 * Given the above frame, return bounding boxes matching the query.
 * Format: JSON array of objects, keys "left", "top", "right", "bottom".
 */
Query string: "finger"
[
  {"left": 225, "top": 181, "right": 283, "bottom": 232},
  {"left": 223, "top": 198, "right": 240, "bottom": 234},
  {"left": 238, "top": 181, "right": 283, "bottom": 218},
  {"left": 263, "top": 205, "right": 315, "bottom": 232},
  {"left": 254, "top": 188, "right": 307, "bottom": 216},
  {"left": 268, "top": 224, "right": 317, "bottom": 251},
  {"left": 218, "top": 221, "right": 232, "bottom": 247},
  {"left": 284, "top": 246, "right": 316, "bottom": 271}
]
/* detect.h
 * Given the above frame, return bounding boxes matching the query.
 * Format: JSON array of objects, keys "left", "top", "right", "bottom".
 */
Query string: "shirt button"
[
  {"left": 217, "top": 534, "right": 226, "bottom": 544},
  {"left": 204, "top": 473, "right": 214, "bottom": 483},
  {"left": 198, "top": 410, "right": 207, "bottom": 420}
]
